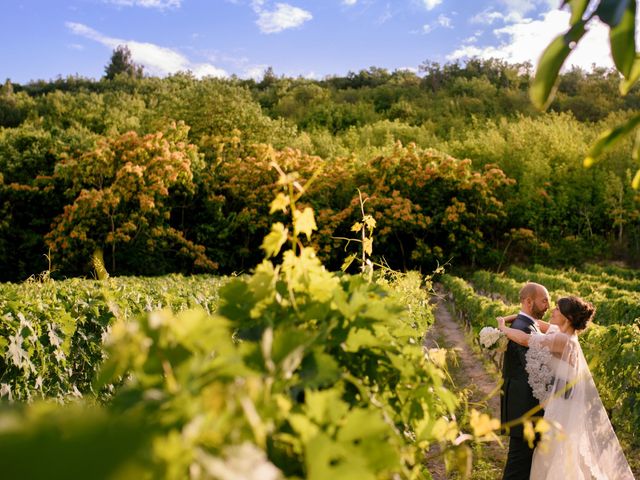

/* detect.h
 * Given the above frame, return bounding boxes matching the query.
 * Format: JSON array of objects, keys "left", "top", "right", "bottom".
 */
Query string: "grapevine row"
[{"left": 470, "top": 269, "right": 640, "bottom": 326}]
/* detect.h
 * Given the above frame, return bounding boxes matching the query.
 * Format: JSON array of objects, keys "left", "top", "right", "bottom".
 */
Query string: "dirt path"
[{"left": 424, "top": 288, "right": 505, "bottom": 479}]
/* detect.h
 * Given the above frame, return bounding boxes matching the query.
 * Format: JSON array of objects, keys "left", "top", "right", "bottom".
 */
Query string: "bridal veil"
[{"left": 525, "top": 326, "right": 634, "bottom": 480}]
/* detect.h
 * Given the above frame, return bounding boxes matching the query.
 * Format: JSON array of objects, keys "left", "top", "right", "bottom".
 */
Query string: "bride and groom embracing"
[{"left": 498, "top": 282, "right": 635, "bottom": 479}]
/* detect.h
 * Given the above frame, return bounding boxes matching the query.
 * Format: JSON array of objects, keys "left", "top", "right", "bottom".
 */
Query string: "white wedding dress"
[{"left": 525, "top": 325, "right": 634, "bottom": 480}]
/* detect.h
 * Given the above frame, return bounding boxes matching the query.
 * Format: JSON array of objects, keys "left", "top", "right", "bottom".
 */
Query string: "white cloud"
[
  {"left": 191, "top": 63, "right": 228, "bottom": 78},
  {"left": 420, "top": 0, "right": 442, "bottom": 10},
  {"left": 437, "top": 14, "right": 452, "bottom": 28},
  {"left": 342, "top": 0, "right": 357, "bottom": 5},
  {"left": 419, "top": 13, "right": 452, "bottom": 34},
  {"left": 242, "top": 65, "right": 270, "bottom": 80},
  {"left": 103, "top": 0, "right": 181, "bottom": 9},
  {"left": 397, "top": 66, "right": 419, "bottom": 73},
  {"left": 462, "top": 34, "right": 479, "bottom": 44},
  {"left": 448, "top": 9, "right": 614, "bottom": 71},
  {"left": 377, "top": 3, "right": 393, "bottom": 24},
  {"left": 66, "top": 22, "right": 227, "bottom": 77},
  {"left": 499, "top": 0, "right": 533, "bottom": 17},
  {"left": 471, "top": 8, "right": 522, "bottom": 25},
  {"left": 254, "top": 3, "right": 312, "bottom": 33}
]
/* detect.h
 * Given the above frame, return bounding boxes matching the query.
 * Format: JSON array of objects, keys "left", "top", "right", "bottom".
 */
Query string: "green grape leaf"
[
  {"left": 563, "top": 0, "right": 590, "bottom": 25},
  {"left": 337, "top": 409, "right": 390, "bottom": 442},
  {"left": 620, "top": 55, "right": 640, "bottom": 95},
  {"left": 631, "top": 169, "right": 640, "bottom": 189},
  {"left": 530, "top": 20, "right": 586, "bottom": 110},
  {"left": 343, "top": 328, "right": 384, "bottom": 351},
  {"left": 340, "top": 253, "right": 357, "bottom": 272},
  {"left": 337, "top": 409, "right": 399, "bottom": 471},
  {"left": 300, "top": 349, "right": 341, "bottom": 388},
  {"left": 305, "top": 388, "right": 350, "bottom": 425},
  {"left": 632, "top": 129, "right": 640, "bottom": 161},
  {"left": 584, "top": 112, "right": 640, "bottom": 167},
  {"left": 305, "top": 433, "right": 375, "bottom": 480},
  {"left": 609, "top": 0, "right": 636, "bottom": 77},
  {"left": 596, "top": 0, "right": 632, "bottom": 26},
  {"left": 0, "top": 406, "right": 147, "bottom": 480},
  {"left": 288, "top": 413, "right": 321, "bottom": 443}
]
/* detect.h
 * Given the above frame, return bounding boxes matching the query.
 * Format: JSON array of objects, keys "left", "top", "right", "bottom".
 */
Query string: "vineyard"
[
  {"left": 2, "top": 254, "right": 639, "bottom": 478},
  {"left": 0, "top": 167, "right": 506, "bottom": 480},
  {"left": 3, "top": 35, "right": 640, "bottom": 478},
  {"left": 442, "top": 263, "right": 640, "bottom": 474}
]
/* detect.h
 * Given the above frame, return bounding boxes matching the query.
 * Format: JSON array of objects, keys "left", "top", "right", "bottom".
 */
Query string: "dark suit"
[{"left": 501, "top": 314, "right": 544, "bottom": 479}]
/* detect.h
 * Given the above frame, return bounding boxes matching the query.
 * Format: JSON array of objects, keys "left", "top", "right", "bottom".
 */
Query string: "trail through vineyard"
[{"left": 424, "top": 289, "right": 505, "bottom": 479}]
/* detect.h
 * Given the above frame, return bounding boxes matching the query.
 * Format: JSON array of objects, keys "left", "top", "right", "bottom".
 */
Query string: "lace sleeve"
[{"left": 526, "top": 333, "right": 555, "bottom": 403}]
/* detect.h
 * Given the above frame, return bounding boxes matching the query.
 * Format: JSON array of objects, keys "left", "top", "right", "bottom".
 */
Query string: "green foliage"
[
  {"left": 444, "top": 112, "right": 640, "bottom": 264},
  {"left": 0, "top": 79, "right": 34, "bottom": 128},
  {"left": 0, "top": 403, "right": 148, "bottom": 480},
  {"left": 533, "top": 0, "right": 640, "bottom": 183},
  {"left": 1, "top": 62, "right": 640, "bottom": 280},
  {"left": 104, "top": 45, "right": 144, "bottom": 81},
  {"left": 584, "top": 261, "right": 640, "bottom": 280},
  {"left": 440, "top": 274, "right": 512, "bottom": 334},
  {"left": 470, "top": 265, "right": 640, "bottom": 326},
  {"left": 150, "top": 75, "right": 302, "bottom": 153},
  {"left": 0, "top": 274, "right": 225, "bottom": 401},
  {"left": 0, "top": 186, "right": 476, "bottom": 479}
]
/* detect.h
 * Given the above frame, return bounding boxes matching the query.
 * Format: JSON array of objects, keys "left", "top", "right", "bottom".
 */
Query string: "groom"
[{"left": 501, "top": 282, "right": 550, "bottom": 479}]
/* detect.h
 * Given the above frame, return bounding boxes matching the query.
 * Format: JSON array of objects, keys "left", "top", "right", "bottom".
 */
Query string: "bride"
[{"left": 497, "top": 296, "right": 634, "bottom": 479}]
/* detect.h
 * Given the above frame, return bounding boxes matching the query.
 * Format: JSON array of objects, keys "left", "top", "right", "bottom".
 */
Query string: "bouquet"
[{"left": 478, "top": 326, "right": 508, "bottom": 352}]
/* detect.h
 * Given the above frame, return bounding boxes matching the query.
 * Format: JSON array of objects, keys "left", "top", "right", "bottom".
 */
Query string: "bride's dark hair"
[{"left": 557, "top": 296, "right": 596, "bottom": 330}]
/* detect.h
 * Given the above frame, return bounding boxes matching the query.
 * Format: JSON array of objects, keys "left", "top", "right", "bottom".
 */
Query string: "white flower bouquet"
[{"left": 479, "top": 326, "right": 508, "bottom": 352}]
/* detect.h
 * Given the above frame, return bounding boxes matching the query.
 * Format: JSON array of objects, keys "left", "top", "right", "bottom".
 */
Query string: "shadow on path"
[{"left": 423, "top": 288, "right": 505, "bottom": 479}]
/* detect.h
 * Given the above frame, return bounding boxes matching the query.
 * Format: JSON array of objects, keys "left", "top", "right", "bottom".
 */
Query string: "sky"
[{"left": 0, "top": 0, "right": 631, "bottom": 84}]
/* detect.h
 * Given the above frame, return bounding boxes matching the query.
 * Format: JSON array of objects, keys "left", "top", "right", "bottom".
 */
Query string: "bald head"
[
  {"left": 519, "top": 282, "right": 545, "bottom": 302},
  {"left": 519, "top": 282, "right": 550, "bottom": 319}
]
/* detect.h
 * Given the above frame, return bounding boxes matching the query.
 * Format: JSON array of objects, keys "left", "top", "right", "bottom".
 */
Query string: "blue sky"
[{"left": 0, "top": 0, "right": 623, "bottom": 84}]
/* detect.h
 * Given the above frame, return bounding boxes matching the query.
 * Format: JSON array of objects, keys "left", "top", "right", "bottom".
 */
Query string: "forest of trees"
[{"left": 1, "top": 57, "right": 639, "bottom": 281}]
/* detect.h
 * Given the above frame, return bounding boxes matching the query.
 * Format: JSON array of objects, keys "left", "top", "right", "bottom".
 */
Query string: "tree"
[
  {"left": 531, "top": 0, "right": 640, "bottom": 186},
  {"left": 104, "top": 45, "right": 144, "bottom": 80},
  {"left": 0, "top": 79, "right": 33, "bottom": 128},
  {"left": 46, "top": 122, "right": 216, "bottom": 275}
]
